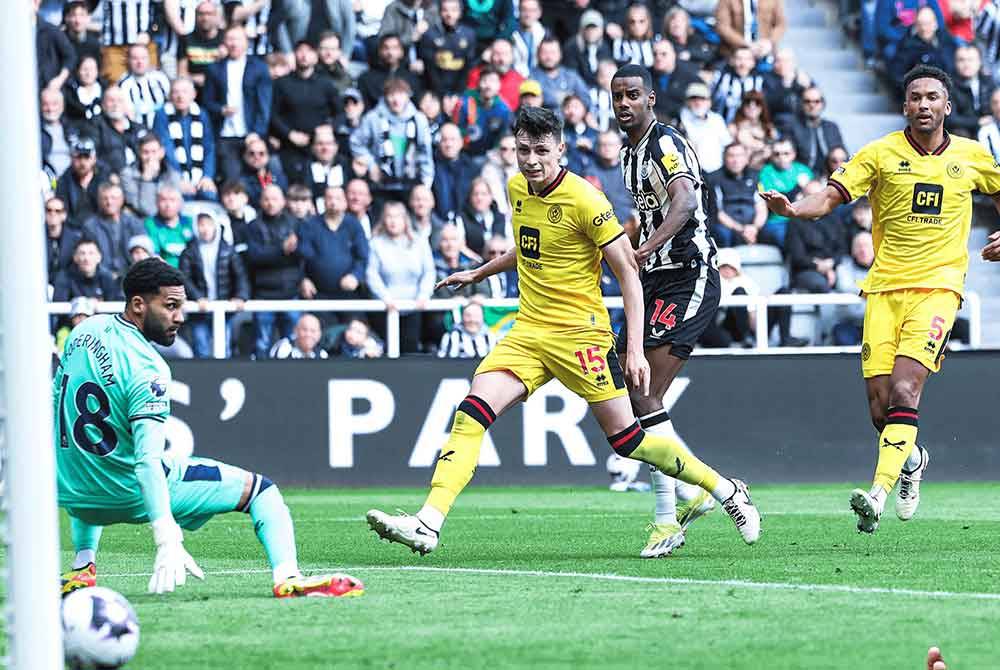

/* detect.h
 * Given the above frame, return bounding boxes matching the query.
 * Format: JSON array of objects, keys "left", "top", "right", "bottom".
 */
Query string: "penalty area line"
[{"left": 100, "top": 564, "right": 1000, "bottom": 601}]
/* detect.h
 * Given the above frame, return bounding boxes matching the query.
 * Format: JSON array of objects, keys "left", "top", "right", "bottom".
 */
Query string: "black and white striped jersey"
[
  {"left": 118, "top": 70, "right": 170, "bottom": 127},
  {"left": 102, "top": 0, "right": 158, "bottom": 46},
  {"left": 619, "top": 121, "right": 714, "bottom": 273},
  {"left": 224, "top": 0, "right": 272, "bottom": 56},
  {"left": 158, "top": 0, "right": 198, "bottom": 57}
]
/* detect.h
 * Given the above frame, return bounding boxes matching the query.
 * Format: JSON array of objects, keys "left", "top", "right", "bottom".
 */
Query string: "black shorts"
[{"left": 617, "top": 259, "right": 721, "bottom": 360}]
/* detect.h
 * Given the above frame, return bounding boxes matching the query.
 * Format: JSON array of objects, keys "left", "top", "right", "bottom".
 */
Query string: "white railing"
[{"left": 46, "top": 291, "right": 982, "bottom": 359}]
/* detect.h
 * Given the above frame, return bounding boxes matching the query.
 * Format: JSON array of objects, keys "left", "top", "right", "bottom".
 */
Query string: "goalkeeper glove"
[{"left": 148, "top": 516, "right": 204, "bottom": 594}]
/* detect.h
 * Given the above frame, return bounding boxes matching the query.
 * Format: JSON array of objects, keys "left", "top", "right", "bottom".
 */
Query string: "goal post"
[{"left": 0, "top": 2, "right": 64, "bottom": 668}]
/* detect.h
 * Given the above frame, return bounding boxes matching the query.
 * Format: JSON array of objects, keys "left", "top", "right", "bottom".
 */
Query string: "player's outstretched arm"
[
  {"left": 434, "top": 247, "right": 516, "bottom": 291},
  {"left": 133, "top": 419, "right": 204, "bottom": 594},
  {"left": 602, "top": 234, "right": 650, "bottom": 396},
  {"left": 635, "top": 177, "right": 698, "bottom": 266},
  {"left": 981, "top": 197, "right": 1000, "bottom": 261},
  {"left": 759, "top": 183, "right": 845, "bottom": 221}
]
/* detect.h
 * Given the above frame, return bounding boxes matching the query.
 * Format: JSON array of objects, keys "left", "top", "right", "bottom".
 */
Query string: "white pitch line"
[{"left": 98, "top": 564, "right": 1000, "bottom": 602}]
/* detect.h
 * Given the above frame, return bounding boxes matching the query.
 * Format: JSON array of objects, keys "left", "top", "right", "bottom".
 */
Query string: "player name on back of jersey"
[{"left": 62, "top": 330, "right": 116, "bottom": 388}]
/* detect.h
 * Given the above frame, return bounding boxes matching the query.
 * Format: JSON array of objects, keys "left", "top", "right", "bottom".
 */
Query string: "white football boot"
[
  {"left": 896, "top": 445, "right": 930, "bottom": 521},
  {"left": 850, "top": 488, "right": 884, "bottom": 534},
  {"left": 720, "top": 479, "right": 761, "bottom": 544},
  {"left": 640, "top": 522, "right": 685, "bottom": 558},
  {"left": 366, "top": 509, "right": 439, "bottom": 555}
]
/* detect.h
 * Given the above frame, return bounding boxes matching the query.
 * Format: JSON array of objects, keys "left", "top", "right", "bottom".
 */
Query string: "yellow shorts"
[
  {"left": 475, "top": 324, "right": 629, "bottom": 403},
  {"left": 862, "top": 288, "right": 960, "bottom": 378}
]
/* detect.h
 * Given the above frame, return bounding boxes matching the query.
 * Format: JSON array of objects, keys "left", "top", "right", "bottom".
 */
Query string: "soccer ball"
[
  {"left": 62, "top": 587, "right": 140, "bottom": 669},
  {"left": 606, "top": 453, "right": 646, "bottom": 492}
]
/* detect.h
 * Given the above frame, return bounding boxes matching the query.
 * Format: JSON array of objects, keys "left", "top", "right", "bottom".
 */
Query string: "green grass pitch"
[{"left": 19, "top": 484, "right": 1000, "bottom": 668}]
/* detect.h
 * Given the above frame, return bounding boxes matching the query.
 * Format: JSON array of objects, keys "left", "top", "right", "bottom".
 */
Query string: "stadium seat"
[{"left": 735, "top": 244, "right": 787, "bottom": 296}]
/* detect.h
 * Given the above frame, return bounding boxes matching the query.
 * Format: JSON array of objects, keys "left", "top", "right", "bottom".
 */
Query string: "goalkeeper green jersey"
[{"left": 55, "top": 314, "right": 171, "bottom": 509}]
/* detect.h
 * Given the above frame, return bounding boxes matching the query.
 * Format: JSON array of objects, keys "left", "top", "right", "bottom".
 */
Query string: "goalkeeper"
[{"left": 56, "top": 258, "right": 362, "bottom": 599}]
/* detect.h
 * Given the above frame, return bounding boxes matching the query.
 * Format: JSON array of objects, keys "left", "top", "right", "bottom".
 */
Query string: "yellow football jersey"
[
  {"left": 507, "top": 168, "right": 624, "bottom": 330},
  {"left": 829, "top": 128, "right": 1000, "bottom": 296}
]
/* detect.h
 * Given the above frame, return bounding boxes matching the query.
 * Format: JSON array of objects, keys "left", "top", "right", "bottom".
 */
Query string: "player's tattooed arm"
[
  {"left": 760, "top": 183, "right": 845, "bottom": 220},
  {"left": 634, "top": 177, "right": 698, "bottom": 266}
]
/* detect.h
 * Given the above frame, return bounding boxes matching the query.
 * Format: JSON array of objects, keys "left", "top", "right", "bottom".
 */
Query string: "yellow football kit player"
[{"left": 829, "top": 128, "right": 1000, "bottom": 377}]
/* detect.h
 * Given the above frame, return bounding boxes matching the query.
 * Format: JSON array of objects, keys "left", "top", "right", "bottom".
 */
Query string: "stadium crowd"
[{"left": 40, "top": 0, "right": 986, "bottom": 358}]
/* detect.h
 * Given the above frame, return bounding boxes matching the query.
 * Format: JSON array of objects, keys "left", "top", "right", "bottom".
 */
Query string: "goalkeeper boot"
[
  {"left": 896, "top": 445, "right": 929, "bottom": 521},
  {"left": 273, "top": 573, "right": 364, "bottom": 598},
  {"left": 676, "top": 489, "right": 715, "bottom": 531},
  {"left": 850, "top": 488, "right": 884, "bottom": 534},
  {"left": 61, "top": 563, "right": 96, "bottom": 597},
  {"left": 640, "top": 521, "right": 685, "bottom": 558},
  {"left": 366, "top": 509, "right": 439, "bottom": 555},
  {"left": 720, "top": 479, "right": 761, "bottom": 544}
]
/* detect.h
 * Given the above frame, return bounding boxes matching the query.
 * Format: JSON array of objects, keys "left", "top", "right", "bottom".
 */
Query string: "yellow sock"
[
  {"left": 611, "top": 421, "right": 720, "bottom": 493},
  {"left": 873, "top": 406, "right": 919, "bottom": 493},
  {"left": 424, "top": 396, "right": 495, "bottom": 517}
]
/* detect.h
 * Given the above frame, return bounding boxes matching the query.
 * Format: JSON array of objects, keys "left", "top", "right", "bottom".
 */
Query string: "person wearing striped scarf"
[{"left": 152, "top": 77, "right": 217, "bottom": 200}]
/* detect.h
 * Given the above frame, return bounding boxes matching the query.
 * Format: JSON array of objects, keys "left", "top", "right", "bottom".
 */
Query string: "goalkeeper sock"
[
  {"left": 70, "top": 517, "right": 102, "bottom": 569},
  {"left": 423, "top": 395, "right": 495, "bottom": 526},
  {"left": 248, "top": 483, "right": 301, "bottom": 583},
  {"left": 873, "top": 406, "right": 919, "bottom": 494},
  {"left": 609, "top": 421, "right": 734, "bottom": 502},
  {"left": 639, "top": 412, "right": 677, "bottom": 524}
]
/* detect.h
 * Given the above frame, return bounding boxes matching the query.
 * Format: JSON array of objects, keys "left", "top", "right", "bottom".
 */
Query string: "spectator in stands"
[
  {"left": 480, "top": 133, "right": 519, "bottom": 215},
  {"left": 461, "top": 177, "right": 507, "bottom": 256},
  {"left": 612, "top": 3, "right": 657, "bottom": 68},
  {"left": 418, "top": 92, "right": 448, "bottom": 147},
  {"left": 358, "top": 33, "right": 423, "bottom": 109},
  {"left": 56, "top": 138, "right": 108, "bottom": 223},
  {"left": 239, "top": 135, "right": 288, "bottom": 206},
  {"left": 92, "top": 86, "right": 144, "bottom": 176},
  {"left": 715, "top": 0, "right": 786, "bottom": 60},
  {"left": 316, "top": 32, "right": 353, "bottom": 93},
  {"left": 96, "top": 0, "right": 160, "bottom": 83},
  {"left": 468, "top": 38, "right": 524, "bottom": 112},
  {"left": 889, "top": 6, "right": 957, "bottom": 88},
  {"left": 366, "top": 201, "right": 436, "bottom": 353},
  {"left": 247, "top": 184, "right": 304, "bottom": 358},
  {"left": 121, "top": 135, "right": 183, "bottom": 218},
  {"left": 728, "top": 90, "right": 779, "bottom": 169},
  {"left": 296, "top": 124, "right": 349, "bottom": 212},
  {"left": 589, "top": 60, "right": 617, "bottom": 131},
  {"left": 62, "top": 1, "right": 101, "bottom": 71},
  {"left": 531, "top": 37, "right": 592, "bottom": 112},
  {"left": 52, "top": 238, "right": 123, "bottom": 302},
  {"left": 679, "top": 82, "right": 731, "bottom": 174},
  {"left": 820, "top": 145, "right": 849, "bottom": 184},
  {"left": 81, "top": 182, "right": 146, "bottom": 278},
  {"left": 662, "top": 7, "right": 714, "bottom": 69},
  {"left": 482, "top": 234, "right": 518, "bottom": 297},
  {"left": 875, "top": 0, "right": 945, "bottom": 62},
  {"left": 461, "top": 0, "right": 516, "bottom": 54},
  {"left": 63, "top": 55, "right": 103, "bottom": 125},
  {"left": 285, "top": 184, "right": 315, "bottom": 228},
  {"left": 346, "top": 178, "right": 375, "bottom": 237},
  {"left": 711, "top": 46, "right": 766, "bottom": 123},
  {"left": 512, "top": 0, "right": 549, "bottom": 77},
  {"left": 409, "top": 183, "right": 447, "bottom": 248},
  {"left": 305, "top": 0, "right": 356, "bottom": 53},
  {"left": 379, "top": 0, "right": 439, "bottom": 60},
  {"left": 351, "top": 77, "right": 435, "bottom": 203},
  {"left": 224, "top": 0, "right": 276, "bottom": 57},
  {"left": 144, "top": 185, "right": 194, "bottom": 266},
  {"left": 128, "top": 234, "right": 155, "bottom": 263},
  {"left": 539, "top": 0, "right": 589, "bottom": 42},
  {"left": 153, "top": 77, "right": 217, "bottom": 201},
  {"left": 354, "top": 0, "right": 391, "bottom": 59},
  {"left": 978, "top": 88, "right": 1000, "bottom": 160},
  {"left": 420, "top": 0, "right": 477, "bottom": 101},
  {"left": 270, "top": 313, "right": 328, "bottom": 359},
  {"left": 438, "top": 301, "right": 496, "bottom": 358},
  {"left": 453, "top": 66, "right": 513, "bottom": 155},
  {"left": 177, "top": 0, "right": 224, "bottom": 92},
  {"left": 584, "top": 130, "right": 632, "bottom": 226},
  {"left": 117, "top": 44, "right": 170, "bottom": 128},
  {"left": 707, "top": 142, "right": 767, "bottom": 247},
  {"left": 298, "top": 185, "right": 369, "bottom": 308},
  {"left": 757, "top": 138, "right": 812, "bottom": 247},
  {"left": 46, "top": 196, "right": 81, "bottom": 278},
  {"left": 271, "top": 40, "right": 342, "bottom": 179},
  {"left": 220, "top": 180, "right": 255, "bottom": 254},
  {"left": 55, "top": 296, "right": 98, "bottom": 353},
  {"left": 785, "top": 180, "right": 844, "bottom": 293},
  {"left": 784, "top": 87, "right": 845, "bottom": 175},
  {"left": 833, "top": 231, "right": 875, "bottom": 345},
  {"left": 519, "top": 78, "right": 544, "bottom": 108},
  {"left": 35, "top": 0, "right": 75, "bottom": 93},
  {"left": 650, "top": 40, "right": 702, "bottom": 126},
  {"left": 330, "top": 318, "right": 384, "bottom": 358},
  {"left": 179, "top": 212, "right": 250, "bottom": 357},
  {"left": 764, "top": 48, "right": 812, "bottom": 124},
  {"left": 433, "top": 223, "right": 491, "bottom": 299},
  {"left": 560, "top": 94, "right": 596, "bottom": 171},
  {"left": 40, "top": 88, "right": 80, "bottom": 182},
  {"left": 949, "top": 45, "right": 994, "bottom": 139},
  {"left": 334, "top": 87, "right": 366, "bottom": 152},
  {"left": 840, "top": 195, "right": 873, "bottom": 253},
  {"left": 563, "top": 9, "right": 613, "bottom": 87},
  {"left": 432, "top": 122, "right": 477, "bottom": 224},
  {"left": 202, "top": 25, "right": 273, "bottom": 183}
]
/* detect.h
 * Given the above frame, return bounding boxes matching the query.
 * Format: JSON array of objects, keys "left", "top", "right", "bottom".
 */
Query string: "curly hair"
[{"left": 122, "top": 257, "right": 186, "bottom": 300}]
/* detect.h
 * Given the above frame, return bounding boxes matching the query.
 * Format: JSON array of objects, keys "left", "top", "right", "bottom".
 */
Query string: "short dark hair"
[
  {"left": 612, "top": 64, "right": 653, "bottom": 91},
  {"left": 512, "top": 105, "right": 563, "bottom": 141},
  {"left": 220, "top": 180, "right": 247, "bottom": 197},
  {"left": 74, "top": 237, "right": 98, "bottom": 253},
  {"left": 293, "top": 39, "right": 315, "bottom": 51},
  {"left": 903, "top": 65, "right": 952, "bottom": 98},
  {"left": 123, "top": 258, "right": 186, "bottom": 301}
]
